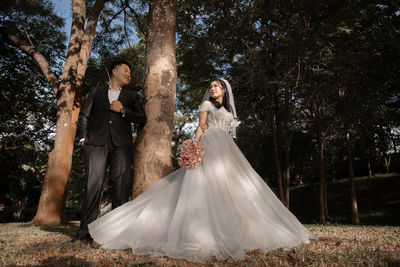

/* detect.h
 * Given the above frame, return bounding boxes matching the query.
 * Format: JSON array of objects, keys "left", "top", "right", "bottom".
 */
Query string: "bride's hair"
[{"left": 209, "top": 79, "right": 230, "bottom": 112}]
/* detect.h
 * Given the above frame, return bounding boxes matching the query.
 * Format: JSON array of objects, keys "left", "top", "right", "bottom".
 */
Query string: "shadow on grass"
[
  {"left": 17, "top": 221, "right": 79, "bottom": 238},
  {"left": 39, "top": 256, "right": 96, "bottom": 267},
  {"left": 40, "top": 223, "right": 79, "bottom": 239},
  {"left": 38, "top": 256, "right": 156, "bottom": 267}
]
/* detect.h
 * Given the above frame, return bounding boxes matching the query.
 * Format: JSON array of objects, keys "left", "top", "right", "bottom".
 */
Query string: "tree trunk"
[
  {"left": 132, "top": 0, "right": 177, "bottom": 198},
  {"left": 282, "top": 87, "right": 291, "bottom": 209},
  {"left": 283, "top": 133, "right": 290, "bottom": 209},
  {"left": 345, "top": 130, "right": 360, "bottom": 224},
  {"left": 33, "top": 0, "right": 86, "bottom": 225},
  {"left": 368, "top": 158, "right": 372, "bottom": 177},
  {"left": 33, "top": 0, "right": 106, "bottom": 225},
  {"left": 384, "top": 155, "right": 391, "bottom": 173},
  {"left": 315, "top": 95, "right": 328, "bottom": 223},
  {"left": 268, "top": 95, "right": 285, "bottom": 203}
]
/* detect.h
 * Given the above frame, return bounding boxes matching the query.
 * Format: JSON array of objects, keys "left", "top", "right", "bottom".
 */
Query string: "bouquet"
[{"left": 177, "top": 140, "right": 205, "bottom": 168}]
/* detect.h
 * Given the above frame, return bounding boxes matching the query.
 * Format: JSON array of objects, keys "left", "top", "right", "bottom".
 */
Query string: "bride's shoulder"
[
  {"left": 198, "top": 101, "right": 215, "bottom": 113},
  {"left": 202, "top": 100, "right": 213, "bottom": 106}
]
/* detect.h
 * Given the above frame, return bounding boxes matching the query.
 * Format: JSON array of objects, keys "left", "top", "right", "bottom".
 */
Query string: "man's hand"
[
  {"left": 110, "top": 100, "right": 123, "bottom": 113},
  {"left": 79, "top": 138, "right": 85, "bottom": 148},
  {"left": 199, "top": 122, "right": 208, "bottom": 132}
]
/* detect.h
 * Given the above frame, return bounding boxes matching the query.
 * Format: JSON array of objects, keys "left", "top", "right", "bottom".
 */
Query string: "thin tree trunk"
[
  {"left": 368, "top": 159, "right": 372, "bottom": 177},
  {"left": 267, "top": 93, "right": 285, "bottom": 203},
  {"left": 283, "top": 133, "right": 290, "bottom": 209},
  {"left": 132, "top": 0, "right": 177, "bottom": 198},
  {"left": 345, "top": 130, "right": 360, "bottom": 224},
  {"left": 283, "top": 87, "right": 291, "bottom": 209},
  {"left": 314, "top": 95, "right": 328, "bottom": 223},
  {"left": 271, "top": 120, "right": 284, "bottom": 203},
  {"left": 384, "top": 155, "right": 391, "bottom": 173}
]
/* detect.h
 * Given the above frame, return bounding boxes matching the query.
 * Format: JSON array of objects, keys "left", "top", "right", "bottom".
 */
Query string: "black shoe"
[{"left": 70, "top": 233, "right": 93, "bottom": 243}]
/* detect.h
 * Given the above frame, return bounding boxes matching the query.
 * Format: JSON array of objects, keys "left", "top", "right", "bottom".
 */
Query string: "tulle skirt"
[{"left": 88, "top": 127, "right": 316, "bottom": 262}]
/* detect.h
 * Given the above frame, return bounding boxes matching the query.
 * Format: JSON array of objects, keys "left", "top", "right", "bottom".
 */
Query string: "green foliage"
[
  {"left": 175, "top": 0, "right": 400, "bottom": 185},
  {"left": 1, "top": 0, "right": 66, "bottom": 67},
  {"left": 0, "top": 0, "right": 65, "bottom": 222}
]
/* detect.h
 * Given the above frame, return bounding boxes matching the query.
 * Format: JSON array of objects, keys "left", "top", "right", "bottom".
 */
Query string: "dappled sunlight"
[{"left": 1, "top": 222, "right": 399, "bottom": 266}]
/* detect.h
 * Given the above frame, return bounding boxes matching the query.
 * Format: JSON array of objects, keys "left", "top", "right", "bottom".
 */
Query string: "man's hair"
[{"left": 109, "top": 60, "right": 131, "bottom": 77}]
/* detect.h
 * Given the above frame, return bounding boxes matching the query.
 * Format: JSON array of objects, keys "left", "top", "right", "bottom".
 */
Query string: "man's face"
[{"left": 113, "top": 63, "right": 131, "bottom": 87}]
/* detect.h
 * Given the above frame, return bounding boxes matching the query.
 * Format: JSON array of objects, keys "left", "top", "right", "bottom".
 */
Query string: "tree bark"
[
  {"left": 76, "top": 0, "right": 107, "bottom": 89},
  {"left": 132, "top": 0, "right": 177, "bottom": 198},
  {"left": 345, "top": 130, "right": 360, "bottom": 224},
  {"left": 33, "top": 0, "right": 86, "bottom": 225},
  {"left": 33, "top": 0, "right": 106, "bottom": 225}
]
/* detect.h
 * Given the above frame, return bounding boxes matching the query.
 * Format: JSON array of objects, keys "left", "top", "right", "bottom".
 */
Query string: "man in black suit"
[{"left": 74, "top": 60, "right": 147, "bottom": 242}]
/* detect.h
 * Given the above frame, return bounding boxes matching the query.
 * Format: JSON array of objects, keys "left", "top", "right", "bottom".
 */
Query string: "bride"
[{"left": 88, "top": 78, "right": 316, "bottom": 263}]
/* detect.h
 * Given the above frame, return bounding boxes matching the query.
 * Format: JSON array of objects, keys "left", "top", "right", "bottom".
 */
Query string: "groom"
[{"left": 74, "top": 60, "right": 147, "bottom": 242}]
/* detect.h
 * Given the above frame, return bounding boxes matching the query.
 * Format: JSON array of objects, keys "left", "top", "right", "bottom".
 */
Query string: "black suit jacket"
[{"left": 76, "top": 85, "right": 147, "bottom": 147}]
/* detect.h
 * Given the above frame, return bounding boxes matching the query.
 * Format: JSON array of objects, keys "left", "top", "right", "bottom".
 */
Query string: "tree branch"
[
  {"left": 22, "top": 24, "right": 34, "bottom": 47},
  {"left": 5, "top": 30, "right": 59, "bottom": 94},
  {"left": 123, "top": 4, "right": 131, "bottom": 47},
  {"left": 125, "top": 0, "right": 147, "bottom": 37},
  {"left": 92, "top": 5, "right": 126, "bottom": 49},
  {"left": 75, "top": 0, "right": 107, "bottom": 93}
]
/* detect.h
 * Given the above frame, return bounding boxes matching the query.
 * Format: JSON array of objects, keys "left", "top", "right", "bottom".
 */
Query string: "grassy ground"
[
  {"left": 1, "top": 174, "right": 399, "bottom": 266},
  {"left": 0, "top": 222, "right": 399, "bottom": 266}
]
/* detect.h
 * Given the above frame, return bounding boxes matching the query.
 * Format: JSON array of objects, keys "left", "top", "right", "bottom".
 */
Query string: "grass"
[
  {"left": 0, "top": 222, "right": 399, "bottom": 266},
  {"left": 1, "top": 174, "right": 399, "bottom": 266}
]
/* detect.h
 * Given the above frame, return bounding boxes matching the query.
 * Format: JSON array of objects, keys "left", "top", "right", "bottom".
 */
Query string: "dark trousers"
[{"left": 77, "top": 134, "right": 132, "bottom": 238}]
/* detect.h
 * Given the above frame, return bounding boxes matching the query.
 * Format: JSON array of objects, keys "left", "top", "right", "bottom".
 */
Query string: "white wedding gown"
[{"left": 88, "top": 103, "right": 316, "bottom": 263}]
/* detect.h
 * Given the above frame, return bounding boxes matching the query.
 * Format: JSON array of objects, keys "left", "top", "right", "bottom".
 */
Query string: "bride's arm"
[
  {"left": 194, "top": 101, "right": 212, "bottom": 142},
  {"left": 194, "top": 112, "right": 208, "bottom": 142}
]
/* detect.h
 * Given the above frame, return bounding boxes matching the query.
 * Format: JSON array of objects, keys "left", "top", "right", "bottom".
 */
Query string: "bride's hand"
[{"left": 199, "top": 122, "right": 208, "bottom": 132}]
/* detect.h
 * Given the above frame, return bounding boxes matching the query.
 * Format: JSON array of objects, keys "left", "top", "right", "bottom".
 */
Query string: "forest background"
[{"left": 1, "top": 0, "right": 399, "bottom": 228}]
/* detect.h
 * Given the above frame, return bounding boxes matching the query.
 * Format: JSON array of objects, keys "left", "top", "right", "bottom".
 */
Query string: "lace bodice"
[{"left": 197, "top": 103, "right": 239, "bottom": 137}]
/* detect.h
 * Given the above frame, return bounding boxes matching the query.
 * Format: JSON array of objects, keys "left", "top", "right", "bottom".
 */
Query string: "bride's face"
[{"left": 209, "top": 81, "right": 226, "bottom": 100}]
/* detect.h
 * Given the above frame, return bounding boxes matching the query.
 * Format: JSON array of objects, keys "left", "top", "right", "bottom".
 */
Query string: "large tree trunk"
[
  {"left": 33, "top": 0, "right": 86, "bottom": 225},
  {"left": 132, "top": 0, "right": 177, "bottom": 198},
  {"left": 314, "top": 95, "right": 328, "bottom": 223},
  {"left": 345, "top": 129, "right": 360, "bottom": 224},
  {"left": 33, "top": 0, "right": 106, "bottom": 225}
]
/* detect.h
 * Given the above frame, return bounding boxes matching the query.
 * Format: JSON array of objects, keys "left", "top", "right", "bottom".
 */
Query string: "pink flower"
[{"left": 177, "top": 140, "right": 205, "bottom": 168}]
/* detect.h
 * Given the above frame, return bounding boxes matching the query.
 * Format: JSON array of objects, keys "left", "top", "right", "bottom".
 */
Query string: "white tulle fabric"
[{"left": 88, "top": 103, "right": 316, "bottom": 263}]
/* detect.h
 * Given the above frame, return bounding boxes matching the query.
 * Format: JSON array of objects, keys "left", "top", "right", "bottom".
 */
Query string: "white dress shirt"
[{"left": 108, "top": 86, "right": 122, "bottom": 103}]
